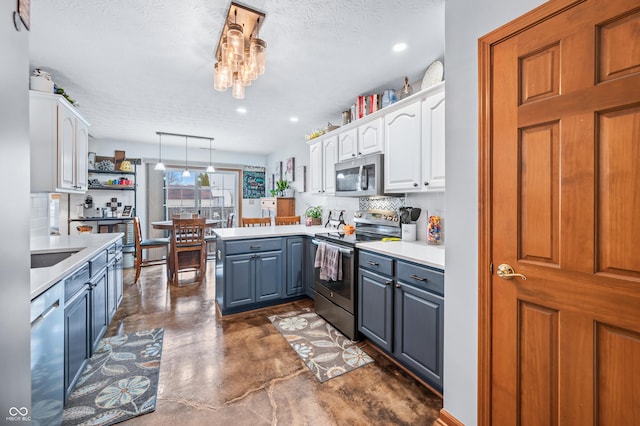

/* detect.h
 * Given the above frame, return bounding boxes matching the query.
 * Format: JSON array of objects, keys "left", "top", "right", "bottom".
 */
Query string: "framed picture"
[
  {"left": 274, "top": 161, "right": 282, "bottom": 181},
  {"left": 121, "top": 205, "right": 133, "bottom": 217},
  {"left": 285, "top": 157, "right": 295, "bottom": 182},
  {"left": 294, "top": 165, "right": 306, "bottom": 192}
]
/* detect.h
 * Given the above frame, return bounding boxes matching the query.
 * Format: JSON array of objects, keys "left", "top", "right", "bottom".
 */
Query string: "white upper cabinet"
[
  {"left": 384, "top": 101, "right": 422, "bottom": 192},
  {"left": 30, "top": 91, "right": 90, "bottom": 193},
  {"left": 337, "top": 128, "right": 358, "bottom": 161},
  {"left": 308, "top": 134, "right": 338, "bottom": 195},
  {"left": 322, "top": 135, "right": 338, "bottom": 194},
  {"left": 384, "top": 83, "right": 445, "bottom": 193},
  {"left": 338, "top": 118, "right": 384, "bottom": 162},
  {"left": 357, "top": 117, "right": 384, "bottom": 157},
  {"left": 421, "top": 88, "right": 445, "bottom": 191}
]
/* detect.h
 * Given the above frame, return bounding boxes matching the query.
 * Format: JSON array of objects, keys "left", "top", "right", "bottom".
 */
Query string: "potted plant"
[
  {"left": 304, "top": 205, "right": 323, "bottom": 226},
  {"left": 275, "top": 179, "right": 290, "bottom": 196}
]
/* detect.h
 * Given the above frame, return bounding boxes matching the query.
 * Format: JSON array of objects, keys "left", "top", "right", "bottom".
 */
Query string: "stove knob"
[{"left": 393, "top": 216, "right": 399, "bottom": 221}]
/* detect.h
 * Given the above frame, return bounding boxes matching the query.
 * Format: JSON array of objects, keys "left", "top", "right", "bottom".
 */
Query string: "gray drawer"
[
  {"left": 359, "top": 251, "right": 393, "bottom": 276},
  {"left": 89, "top": 250, "right": 108, "bottom": 277},
  {"left": 396, "top": 260, "right": 444, "bottom": 296},
  {"left": 64, "top": 263, "right": 90, "bottom": 302},
  {"left": 225, "top": 238, "right": 282, "bottom": 255}
]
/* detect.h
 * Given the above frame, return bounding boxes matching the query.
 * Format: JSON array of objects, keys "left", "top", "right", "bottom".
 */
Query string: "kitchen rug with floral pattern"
[
  {"left": 268, "top": 308, "right": 373, "bottom": 382},
  {"left": 62, "top": 328, "right": 164, "bottom": 426}
]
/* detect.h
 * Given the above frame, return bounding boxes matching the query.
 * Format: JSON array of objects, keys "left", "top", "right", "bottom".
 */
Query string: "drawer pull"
[
  {"left": 395, "top": 284, "right": 401, "bottom": 289},
  {"left": 385, "top": 281, "right": 393, "bottom": 286},
  {"left": 409, "top": 274, "right": 427, "bottom": 282},
  {"left": 250, "top": 245, "right": 262, "bottom": 250},
  {"left": 367, "top": 260, "right": 379, "bottom": 266}
]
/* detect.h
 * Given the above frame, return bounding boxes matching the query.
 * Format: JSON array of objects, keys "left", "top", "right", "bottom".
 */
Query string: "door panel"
[{"left": 480, "top": 0, "right": 640, "bottom": 424}]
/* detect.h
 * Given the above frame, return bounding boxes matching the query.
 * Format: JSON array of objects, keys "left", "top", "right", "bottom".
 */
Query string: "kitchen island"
[{"left": 214, "top": 225, "right": 325, "bottom": 314}]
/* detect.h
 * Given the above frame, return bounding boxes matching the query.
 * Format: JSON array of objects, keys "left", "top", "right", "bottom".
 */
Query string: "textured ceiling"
[{"left": 29, "top": 0, "right": 445, "bottom": 153}]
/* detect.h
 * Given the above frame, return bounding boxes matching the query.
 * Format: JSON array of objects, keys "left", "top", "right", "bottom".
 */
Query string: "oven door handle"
[{"left": 311, "top": 239, "right": 354, "bottom": 256}]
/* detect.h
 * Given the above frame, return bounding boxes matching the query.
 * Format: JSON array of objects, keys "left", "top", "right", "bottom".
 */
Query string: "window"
[{"left": 163, "top": 168, "right": 239, "bottom": 226}]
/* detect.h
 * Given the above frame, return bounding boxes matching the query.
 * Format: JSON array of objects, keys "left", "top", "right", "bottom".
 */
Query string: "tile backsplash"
[{"left": 30, "top": 193, "right": 50, "bottom": 237}]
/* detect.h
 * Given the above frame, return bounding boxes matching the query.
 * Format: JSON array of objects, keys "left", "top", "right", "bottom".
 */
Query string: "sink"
[{"left": 31, "top": 250, "right": 81, "bottom": 269}]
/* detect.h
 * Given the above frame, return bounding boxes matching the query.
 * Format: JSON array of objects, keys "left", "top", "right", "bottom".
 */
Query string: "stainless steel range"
[{"left": 312, "top": 210, "right": 401, "bottom": 340}]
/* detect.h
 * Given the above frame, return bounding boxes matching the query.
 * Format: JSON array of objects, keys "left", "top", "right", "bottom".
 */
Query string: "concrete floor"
[{"left": 107, "top": 262, "right": 442, "bottom": 425}]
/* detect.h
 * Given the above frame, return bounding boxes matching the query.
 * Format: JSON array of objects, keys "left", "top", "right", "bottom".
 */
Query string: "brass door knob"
[{"left": 497, "top": 264, "right": 527, "bottom": 280}]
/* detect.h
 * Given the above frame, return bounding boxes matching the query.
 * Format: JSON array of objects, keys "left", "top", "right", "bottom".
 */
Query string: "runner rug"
[
  {"left": 268, "top": 308, "right": 373, "bottom": 382},
  {"left": 62, "top": 328, "right": 164, "bottom": 425}
]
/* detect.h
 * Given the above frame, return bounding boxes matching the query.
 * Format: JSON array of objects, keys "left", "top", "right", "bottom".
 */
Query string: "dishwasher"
[{"left": 31, "top": 280, "right": 64, "bottom": 426}]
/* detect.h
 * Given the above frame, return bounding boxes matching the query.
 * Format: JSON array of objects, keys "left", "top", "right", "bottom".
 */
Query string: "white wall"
[
  {"left": 444, "top": 0, "right": 547, "bottom": 424},
  {"left": 0, "top": 2, "right": 32, "bottom": 414}
]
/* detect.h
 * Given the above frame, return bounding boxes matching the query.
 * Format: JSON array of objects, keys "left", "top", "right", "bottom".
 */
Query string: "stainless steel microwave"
[{"left": 334, "top": 154, "right": 384, "bottom": 197}]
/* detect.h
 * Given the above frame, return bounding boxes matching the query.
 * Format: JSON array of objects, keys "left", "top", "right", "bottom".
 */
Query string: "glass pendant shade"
[
  {"left": 182, "top": 169, "right": 190, "bottom": 178},
  {"left": 206, "top": 165, "right": 215, "bottom": 173},
  {"left": 231, "top": 72, "right": 245, "bottom": 99},
  {"left": 182, "top": 136, "right": 190, "bottom": 177},
  {"left": 206, "top": 138, "right": 215, "bottom": 173},
  {"left": 226, "top": 23, "right": 244, "bottom": 62},
  {"left": 155, "top": 133, "right": 165, "bottom": 170},
  {"left": 213, "top": 63, "right": 227, "bottom": 91},
  {"left": 250, "top": 38, "right": 266, "bottom": 75}
]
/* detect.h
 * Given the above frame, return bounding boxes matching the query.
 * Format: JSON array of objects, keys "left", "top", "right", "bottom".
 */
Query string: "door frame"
[{"left": 477, "top": 1, "right": 586, "bottom": 425}]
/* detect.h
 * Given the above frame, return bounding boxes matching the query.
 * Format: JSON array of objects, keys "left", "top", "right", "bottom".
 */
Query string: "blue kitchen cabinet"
[
  {"left": 304, "top": 236, "right": 316, "bottom": 299},
  {"left": 358, "top": 268, "right": 394, "bottom": 352},
  {"left": 89, "top": 252, "right": 109, "bottom": 354},
  {"left": 225, "top": 253, "right": 255, "bottom": 308},
  {"left": 64, "top": 281, "right": 91, "bottom": 403},
  {"left": 286, "top": 237, "right": 305, "bottom": 296},
  {"left": 219, "top": 237, "right": 285, "bottom": 314},
  {"left": 357, "top": 250, "right": 444, "bottom": 392},
  {"left": 256, "top": 250, "right": 284, "bottom": 301},
  {"left": 394, "top": 278, "right": 444, "bottom": 389}
]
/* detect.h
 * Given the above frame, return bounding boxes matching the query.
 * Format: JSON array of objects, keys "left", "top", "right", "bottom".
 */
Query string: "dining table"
[{"left": 151, "top": 219, "right": 225, "bottom": 283}]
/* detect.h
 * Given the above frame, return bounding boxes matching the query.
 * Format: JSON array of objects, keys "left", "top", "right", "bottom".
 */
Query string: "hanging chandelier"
[{"left": 213, "top": 2, "right": 266, "bottom": 99}]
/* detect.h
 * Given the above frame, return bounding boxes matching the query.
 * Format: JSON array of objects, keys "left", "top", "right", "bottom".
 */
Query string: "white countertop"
[
  {"left": 30, "top": 233, "right": 123, "bottom": 300},
  {"left": 215, "top": 225, "right": 445, "bottom": 271},
  {"left": 356, "top": 240, "right": 445, "bottom": 270},
  {"left": 214, "top": 224, "right": 327, "bottom": 240}
]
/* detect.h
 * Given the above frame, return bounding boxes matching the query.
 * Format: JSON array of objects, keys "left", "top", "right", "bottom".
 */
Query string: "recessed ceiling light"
[
  {"left": 392, "top": 43, "right": 407, "bottom": 52},
  {"left": 236, "top": 107, "right": 247, "bottom": 114},
  {"left": 289, "top": 116, "right": 299, "bottom": 123}
]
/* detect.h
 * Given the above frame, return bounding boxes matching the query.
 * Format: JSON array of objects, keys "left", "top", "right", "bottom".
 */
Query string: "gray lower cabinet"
[
  {"left": 89, "top": 250, "right": 109, "bottom": 353},
  {"left": 220, "top": 238, "right": 284, "bottom": 313},
  {"left": 106, "top": 242, "right": 124, "bottom": 322},
  {"left": 358, "top": 268, "right": 393, "bottom": 352},
  {"left": 31, "top": 280, "right": 65, "bottom": 425},
  {"left": 64, "top": 283, "right": 90, "bottom": 403},
  {"left": 286, "top": 237, "right": 305, "bottom": 296},
  {"left": 304, "top": 236, "right": 316, "bottom": 299},
  {"left": 217, "top": 236, "right": 313, "bottom": 315},
  {"left": 358, "top": 250, "right": 444, "bottom": 391}
]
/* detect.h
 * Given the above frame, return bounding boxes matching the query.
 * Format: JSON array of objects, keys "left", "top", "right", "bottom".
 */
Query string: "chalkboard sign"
[{"left": 243, "top": 171, "right": 265, "bottom": 199}]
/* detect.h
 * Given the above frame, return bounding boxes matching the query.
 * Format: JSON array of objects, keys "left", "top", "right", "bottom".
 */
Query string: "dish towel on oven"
[{"left": 315, "top": 243, "right": 342, "bottom": 282}]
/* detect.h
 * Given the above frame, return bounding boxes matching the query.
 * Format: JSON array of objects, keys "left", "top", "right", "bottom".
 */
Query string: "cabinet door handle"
[
  {"left": 385, "top": 281, "right": 393, "bottom": 286},
  {"left": 424, "top": 181, "right": 429, "bottom": 186},
  {"left": 352, "top": 153, "right": 356, "bottom": 157},
  {"left": 250, "top": 245, "right": 262, "bottom": 250},
  {"left": 413, "top": 182, "right": 418, "bottom": 187},
  {"left": 395, "top": 284, "right": 401, "bottom": 289},
  {"left": 409, "top": 274, "right": 427, "bottom": 282},
  {"left": 367, "top": 260, "right": 379, "bottom": 266}
]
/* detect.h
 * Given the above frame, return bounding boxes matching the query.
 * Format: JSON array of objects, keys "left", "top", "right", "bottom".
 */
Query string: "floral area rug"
[
  {"left": 62, "top": 328, "right": 164, "bottom": 425},
  {"left": 268, "top": 308, "right": 373, "bottom": 382}
]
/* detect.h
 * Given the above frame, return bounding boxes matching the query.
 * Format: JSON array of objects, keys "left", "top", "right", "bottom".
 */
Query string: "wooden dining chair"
[
  {"left": 241, "top": 217, "right": 272, "bottom": 227},
  {"left": 275, "top": 215, "right": 301, "bottom": 225},
  {"left": 133, "top": 216, "right": 170, "bottom": 283},
  {"left": 226, "top": 212, "right": 235, "bottom": 228},
  {"left": 171, "top": 217, "right": 207, "bottom": 285}
]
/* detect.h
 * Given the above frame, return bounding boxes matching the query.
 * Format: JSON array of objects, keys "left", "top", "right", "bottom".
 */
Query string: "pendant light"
[
  {"left": 226, "top": 9, "right": 244, "bottom": 62},
  {"left": 206, "top": 138, "right": 215, "bottom": 173},
  {"left": 154, "top": 133, "right": 165, "bottom": 171},
  {"left": 182, "top": 136, "right": 190, "bottom": 177}
]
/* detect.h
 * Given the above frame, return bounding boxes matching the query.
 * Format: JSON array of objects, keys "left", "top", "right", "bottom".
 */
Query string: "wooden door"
[{"left": 479, "top": 0, "right": 640, "bottom": 425}]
